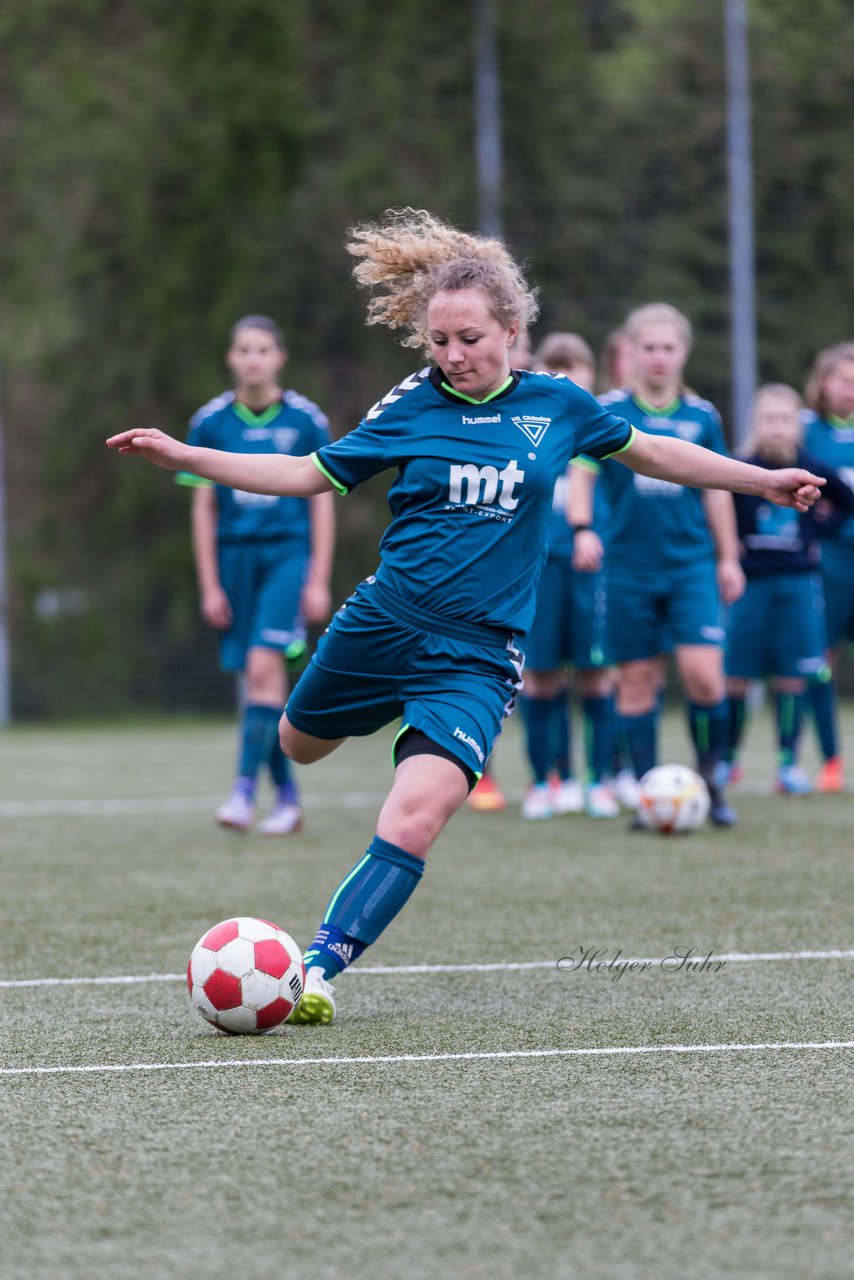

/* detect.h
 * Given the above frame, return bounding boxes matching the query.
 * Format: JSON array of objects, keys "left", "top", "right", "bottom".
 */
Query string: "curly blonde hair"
[
  {"left": 347, "top": 208, "right": 539, "bottom": 356},
  {"left": 804, "top": 342, "right": 854, "bottom": 418}
]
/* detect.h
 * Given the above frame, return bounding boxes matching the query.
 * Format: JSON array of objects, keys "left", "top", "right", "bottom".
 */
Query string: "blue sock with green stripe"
[
  {"left": 807, "top": 668, "right": 838, "bottom": 761},
  {"left": 687, "top": 700, "right": 729, "bottom": 779},
  {"left": 774, "top": 691, "right": 803, "bottom": 766},
  {"left": 302, "top": 836, "right": 425, "bottom": 980}
]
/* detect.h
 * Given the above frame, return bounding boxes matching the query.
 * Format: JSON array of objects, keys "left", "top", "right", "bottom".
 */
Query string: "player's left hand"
[
  {"left": 762, "top": 468, "right": 825, "bottom": 512},
  {"left": 301, "top": 580, "right": 332, "bottom": 625}
]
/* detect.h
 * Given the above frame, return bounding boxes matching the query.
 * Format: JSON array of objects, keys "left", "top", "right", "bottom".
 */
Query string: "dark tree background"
[{"left": 0, "top": 0, "right": 851, "bottom": 715}]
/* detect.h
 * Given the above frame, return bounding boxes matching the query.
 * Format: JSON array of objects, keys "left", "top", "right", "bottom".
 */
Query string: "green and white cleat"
[{"left": 289, "top": 965, "right": 336, "bottom": 1025}]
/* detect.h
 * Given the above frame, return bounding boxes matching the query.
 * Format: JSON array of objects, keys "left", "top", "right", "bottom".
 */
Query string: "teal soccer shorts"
[
  {"left": 818, "top": 541, "right": 854, "bottom": 648},
  {"left": 725, "top": 572, "right": 827, "bottom": 679},
  {"left": 217, "top": 539, "right": 308, "bottom": 672},
  {"left": 605, "top": 561, "right": 724, "bottom": 663},
  {"left": 524, "top": 555, "right": 609, "bottom": 672},
  {"left": 284, "top": 577, "right": 525, "bottom": 779}
]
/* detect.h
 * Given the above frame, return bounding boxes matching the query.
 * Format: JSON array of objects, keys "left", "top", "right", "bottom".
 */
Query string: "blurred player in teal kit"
[
  {"left": 520, "top": 332, "right": 619, "bottom": 820},
  {"left": 571, "top": 303, "right": 745, "bottom": 827},
  {"left": 110, "top": 212, "right": 824, "bottom": 1023},
  {"left": 726, "top": 384, "right": 854, "bottom": 792},
  {"left": 801, "top": 342, "right": 854, "bottom": 792},
  {"left": 178, "top": 316, "right": 335, "bottom": 835}
]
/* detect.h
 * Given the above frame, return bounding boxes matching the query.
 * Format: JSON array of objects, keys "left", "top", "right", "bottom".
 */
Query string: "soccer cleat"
[
  {"left": 288, "top": 965, "right": 336, "bottom": 1025},
  {"left": 467, "top": 772, "right": 508, "bottom": 812},
  {"left": 214, "top": 789, "right": 255, "bottom": 832},
  {"left": 521, "top": 782, "right": 555, "bottom": 820},
  {"left": 707, "top": 785, "right": 738, "bottom": 827},
  {"left": 775, "top": 764, "right": 813, "bottom": 795},
  {"left": 551, "top": 777, "right": 585, "bottom": 815},
  {"left": 815, "top": 756, "right": 845, "bottom": 793},
  {"left": 727, "top": 760, "right": 745, "bottom": 785},
  {"left": 612, "top": 768, "right": 640, "bottom": 810},
  {"left": 585, "top": 782, "right": 620, "bottom": 819},
  {"left": 257, "top": 802, "right": 304, "bottom": 836}
]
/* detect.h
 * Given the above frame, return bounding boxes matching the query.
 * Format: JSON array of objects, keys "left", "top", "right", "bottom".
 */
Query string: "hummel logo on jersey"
[
  {"left": 511, "top": 415, "right": 551, "bottom": 447},
  {"left": 462, "top": 413, "right": 501, "bottom": 425},
  {"left": 448, "top": 460, "right": 525, "bottom": 511},
  {"left": 453, "top": 726, "right": 485, "bottom": 765}
]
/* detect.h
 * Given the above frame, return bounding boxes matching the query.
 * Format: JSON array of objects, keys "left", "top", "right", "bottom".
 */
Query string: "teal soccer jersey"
[
  {"left": 590, "top": 390, "right": 729, "bottom": 576},
  {"left": 179, "top": 390, "right": 330, "bottom": 547},
  {"left": 802, "top": 411, "right": 854, "bottom": 546},
  {"left": 311, "top": 367, "right": 633, "bottom": 636}
]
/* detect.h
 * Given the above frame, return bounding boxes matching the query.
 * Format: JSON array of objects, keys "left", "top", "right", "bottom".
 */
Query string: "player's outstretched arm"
[
  {"left": 105, "top": 428, "right": 333, "bottom": 496},
  {"left": 620, "top": 429, "right": 825, "bottom": 513}
]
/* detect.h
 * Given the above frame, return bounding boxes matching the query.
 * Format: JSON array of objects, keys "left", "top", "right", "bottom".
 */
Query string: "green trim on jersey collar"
[
  {"left": 829, "top": 413, "right": 854, "bottom": 430},
  {"left": 233, "top": 399, "right": 283, "bottom": 428},
  {"left": 633, "top": 393, "right": 681, "bottom": 417},
  {"left": 440, "top": 374, "right": 515, "bottom": 405}
]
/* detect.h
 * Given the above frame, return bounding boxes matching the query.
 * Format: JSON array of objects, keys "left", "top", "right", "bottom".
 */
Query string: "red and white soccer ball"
[
  {"left": 637, "top": 764, "right": 710, "bottom": 835},
  {"left": 187, "top": 917, "right": 305, "bottom": 1034}
]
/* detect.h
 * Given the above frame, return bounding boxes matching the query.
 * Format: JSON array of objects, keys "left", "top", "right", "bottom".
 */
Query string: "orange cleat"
[
  {"left": 467, "top": 772, "right": 508, "bottom": 812},
  {"left": 815, "top": 756, "right": 845, "bottom": 793}
]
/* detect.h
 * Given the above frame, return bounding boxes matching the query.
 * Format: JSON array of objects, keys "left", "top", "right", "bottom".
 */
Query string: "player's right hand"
[
  {"left": 105, "top": 428, "right": 188, "bottom": 472},
  {"left": 571, "top": 528, "right": 604, "bottom": 573},
  {"left": 201, "top": 585, "right": 233, "bottom": 630}
]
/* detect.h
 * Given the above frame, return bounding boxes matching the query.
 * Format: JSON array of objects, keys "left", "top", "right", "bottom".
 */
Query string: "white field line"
[
  {"left": 2, "top": 949, "right": 853, "bottom": 989},
  {"left": 2, "top": 1040, "right": 854, "bottom": 1079},
  {"left": 2, "top": 777, "right": 841, "bottom": 818},
  {"left": 0, "top": 791, "right": 386, "bottom": 817}
]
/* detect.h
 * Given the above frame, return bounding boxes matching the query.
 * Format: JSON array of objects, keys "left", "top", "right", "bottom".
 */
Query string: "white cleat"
[
  {"left": 522, "top": 783, "right": 556, "bottom": 820},
  {"left": 551, "top": 777, "right": 585, "bottom": 815},
  {"left": 612, "top": 769, "right": 640, "bottom": 810},
  {"left": 214, "top": 789, "right": 255, "bottom": 832},
  {"left": 257, "top": 802, "right": 304, "bottom": 836},
  {"left": 288, "top": 965, "right": 336, "bottom": 1025},
  {"left": 585, "top": 782, "right": 620, "bottom": 819}
]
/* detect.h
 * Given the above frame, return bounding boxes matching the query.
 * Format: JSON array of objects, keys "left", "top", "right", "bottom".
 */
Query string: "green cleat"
[{"left": 289, "top": 966, "right": 336, "bottom": 1025}]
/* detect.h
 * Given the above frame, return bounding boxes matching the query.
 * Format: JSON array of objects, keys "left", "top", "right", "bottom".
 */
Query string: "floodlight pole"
[
  {"left": 0, "top": 373, "right": 11, "bottom": 725},
  {"left": 724, "top": 0, "right": 758, "bottom": 446},
  {"left": 474, "top": 0, "right": 503, "bottom": 239}
]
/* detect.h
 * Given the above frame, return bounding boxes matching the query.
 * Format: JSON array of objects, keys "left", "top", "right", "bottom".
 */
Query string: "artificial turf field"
[{"left": 1, "top": 709, "right": 853, "bottom": 1280}]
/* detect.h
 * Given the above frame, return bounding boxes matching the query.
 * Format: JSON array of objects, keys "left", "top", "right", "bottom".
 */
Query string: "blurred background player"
[
  {"left": 571, "top": 302, "right": 744, "bottom": 827},
  {"left": 802, "top": 342, "right": 854, "bottom": 792},
  {"left": 178, "top": 315, "right": 335, "bottom": 834},
  {"left": 519, "top": 331, "right": 619, "bottom": 819},
  {"left": 726, "top": 384, "right": 854, "bottom": 792}
]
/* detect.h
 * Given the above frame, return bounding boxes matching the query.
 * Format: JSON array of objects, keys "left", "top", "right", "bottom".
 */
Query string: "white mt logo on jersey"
[{"left": 511, "top": 415, "right": 551, "bottom": 447}]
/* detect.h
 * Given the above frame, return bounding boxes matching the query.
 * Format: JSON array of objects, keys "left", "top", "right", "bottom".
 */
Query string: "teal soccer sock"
[
  {"left": 807, "top": 669, "right": 839, "bottom": 761},
  {"left": 620, "top": 709, "right": 657, "bottom": 779},
  {"left": 522, "top": 692, "right": 570, "bottom": 784},
  {"left": 238, "top": 705, "right": 282, "bottom": 787},
  {"left": 303, "top": 836, "right": 425, "bottom": 980},
  {"left": 726, "top": 693, "right": 748, "bottom": 763},
  {"left": 687, "top": 700, "right": 729, "bottom": 777},
  {"left": 775, "top": 691, "right": 803, "bottom": 766},
  {"left": 582, "top": 694, "right": 614, "bottom": 784}
]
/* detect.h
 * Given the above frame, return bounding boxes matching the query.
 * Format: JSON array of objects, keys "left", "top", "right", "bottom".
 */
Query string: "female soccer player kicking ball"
[{"left": 108, "top": 210, "right": 824, "bottom": 1024}]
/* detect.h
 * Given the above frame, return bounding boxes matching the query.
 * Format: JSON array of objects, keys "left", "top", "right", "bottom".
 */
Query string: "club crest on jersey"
[{"left": 511, "top": 414, "right": 551, "bottom": 447}]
